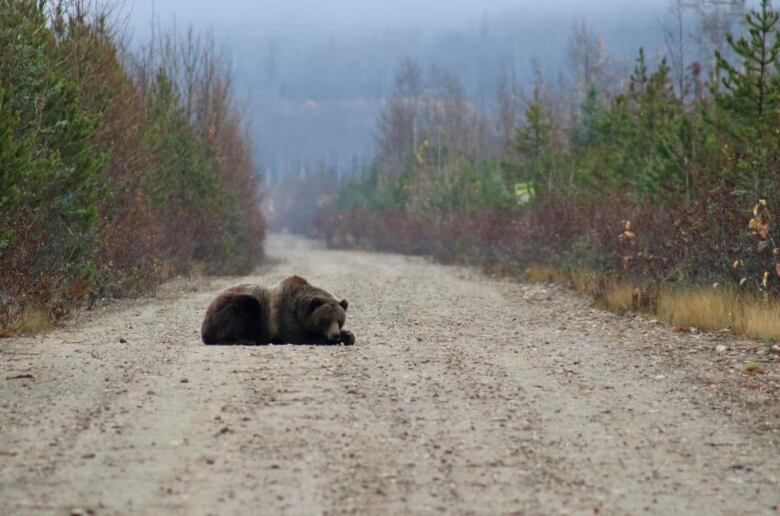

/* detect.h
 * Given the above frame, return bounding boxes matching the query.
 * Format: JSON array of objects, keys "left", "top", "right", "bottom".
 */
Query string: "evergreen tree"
[
  {"left": 572, "top": 86, "right": 603, "bottom": 151},
  {"left": 576, "top": 50, "right": 690, "bottom": 201},
  {"left": 711, "top": 0, "right": 780, "bottom": 194},
  {"left": 633, "top": 59, "right": 690, "bottom": 200},
  {"left": 0, "top": 0, "right": 106, "bottom": 262},
  {"left": 143, "top": 69, "right": 218, "bottom": 213},
  {"left": 629, "top": 47, "right": 649, "bottom": 96},
  {"left": 514, "top": 89, "right": 556, "bottom": 195},
  {"left": 714, "top": 0, "right": 780, "bottom": 125}
]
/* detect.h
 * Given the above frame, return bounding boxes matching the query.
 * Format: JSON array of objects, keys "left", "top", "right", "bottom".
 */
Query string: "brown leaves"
[
  {"left": 752, "top": 199, "right": 768, "bottom": 217},
  {"left": 743, "top": 363, "right": 765, "bottom": 375},
  {"left": 70, "top": 279, "right": 90, "bottom": 297},
  {"left": 749, "top": 198, "right": 771, "bottom": 240},
  {"left": 621, "top": 255, "right": 631, "bottom": 273},
  {"left": 618, "top": 220, "right": 636, "bottom": 242},
  {"left": 617, "top": 220, "right": 638, "bottom": 273},
  {"left": 739, "top": 199, "right": 778, "bottom": 291}
]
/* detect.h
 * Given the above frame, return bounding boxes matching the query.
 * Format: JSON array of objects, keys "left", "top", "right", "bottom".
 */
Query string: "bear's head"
[{"left": 299, "top": 296, "right": 349, "bottom": 342}]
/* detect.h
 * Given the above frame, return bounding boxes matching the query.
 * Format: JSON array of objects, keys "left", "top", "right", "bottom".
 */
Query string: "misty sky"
[
  {"left": 123, "top": 1, "right": 691, "bottom": 178},
  {"left": 128, "top": 0, "right": 664, "bottom": 36}
]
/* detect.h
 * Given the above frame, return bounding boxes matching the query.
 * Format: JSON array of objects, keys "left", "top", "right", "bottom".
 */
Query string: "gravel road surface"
[{"left": 1, "top": 235, "right": 778, "bottom": 515}]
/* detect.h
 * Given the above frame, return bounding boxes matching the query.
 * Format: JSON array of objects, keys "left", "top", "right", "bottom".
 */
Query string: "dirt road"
[{"left": 1, "top": 235, "right": 778, "bottom": 515}]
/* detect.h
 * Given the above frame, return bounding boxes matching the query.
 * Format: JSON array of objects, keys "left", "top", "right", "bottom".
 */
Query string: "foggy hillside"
[{"left": 128, "top": 0, "right": 672, "bottom": 180}]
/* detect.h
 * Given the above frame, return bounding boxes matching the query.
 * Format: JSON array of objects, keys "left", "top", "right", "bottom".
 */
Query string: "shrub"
[{"left": 0, "top": 1, "right": 265, "bottom": 333}]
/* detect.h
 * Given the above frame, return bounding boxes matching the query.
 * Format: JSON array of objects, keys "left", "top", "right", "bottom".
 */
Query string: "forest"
[
  {"left": 0, "top": 0, "right": 265, "bottom": 332},
  {"left": 294, "top": 0, "right": 780, "bottom": 340},
  {"left": 4, "top": 0, "right": 780, "bottom": 340}
]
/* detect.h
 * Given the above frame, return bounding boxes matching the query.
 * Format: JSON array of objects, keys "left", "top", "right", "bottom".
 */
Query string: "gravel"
[{"left": 0, "top": 234, "right": 778, "bottom": 515}]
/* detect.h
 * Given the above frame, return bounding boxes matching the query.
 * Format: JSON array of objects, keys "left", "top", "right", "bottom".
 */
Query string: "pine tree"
[
  {"left": 629, "top": 48, "right": 649, "bottom": 96},
  {"left": 634, "top": 59, "right": 691, "bottom": 200},
  {"left": 577, "top": 50, "right": 689, "bottom": 201},
  {"left": 515, "top": 89, "right": 555, "bottom": 195},
  {"left": 714, "top": 0, "right": 780, "bottom": 125},
  {"left": 712, "top": 0, "right": 780, "bottom": 194},
  {"left": 572, "top": 85, "right": 603, "bottom": 151},
  {"left": 143, "top": 69, "right": 218, "bottom": 212},
  {"left": 0, "top": 0, "right": 106, "bottom": 260}
]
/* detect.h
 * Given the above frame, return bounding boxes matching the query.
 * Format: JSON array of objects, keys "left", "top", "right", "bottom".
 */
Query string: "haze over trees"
[
  {"left": 128, "top": 1, "right": 684, "bottom": 183},
  {"left": 246, "top": 0, "right": 749, "bottom": 229}
]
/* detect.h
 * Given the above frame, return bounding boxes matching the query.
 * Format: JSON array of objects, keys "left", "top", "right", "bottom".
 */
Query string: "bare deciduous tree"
[
  {"left": 567, "top": 18, "right": 609, "bottom": 102},
  {"left": 662, "top": 0, "right": 746, "bottom": 102}
]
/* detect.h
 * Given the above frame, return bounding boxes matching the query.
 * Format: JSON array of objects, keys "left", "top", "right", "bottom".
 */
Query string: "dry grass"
[
  {"left": 567, "top": 269, "right": 598, "bottom": 295},
  {"left": 526, "top": 266, "right": 636, "bottom": 314},
  {"left": 657, "top": 288, "right": 736, "bottom": 332},
  {"left": 524, "top": 265, "right": 780, "bottom": 342},
  {"left": 525, "top": 265, "right": 568, "bottom": 285},
  {"left": 733, "top": 297, "right": 780, "bottom": 341},
  {"left": 600, "top": 283, "right": 636, "bottom": 314},
  {"left": 656, "top": 288, "right": 780, "bottom": 341},
  {"left": 189, "top": 260, "right": 208, "bottom": 277},
  {"left": 12, "top": 306, "right": 56, "bottom": 335}
]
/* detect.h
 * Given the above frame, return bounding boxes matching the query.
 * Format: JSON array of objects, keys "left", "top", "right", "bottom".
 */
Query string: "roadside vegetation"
[
  {"left": 0, "top": 0, "right": 265, "bottom": 334},
  {"left": 312, "top": 0, "right": 780, "bottom": 341}
]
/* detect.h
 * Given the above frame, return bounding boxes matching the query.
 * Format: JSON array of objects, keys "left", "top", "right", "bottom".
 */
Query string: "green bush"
[
  {"left": 0, "top": 0, "right": 106, "bottom": 277},
  {"left": 0, "top": 0, "right": 265, "bottom": 332}
]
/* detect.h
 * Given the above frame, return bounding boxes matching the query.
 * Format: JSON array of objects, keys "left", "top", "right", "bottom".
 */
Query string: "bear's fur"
[{"left": 201, "top": 275, "right": 354, "bottom": 345}]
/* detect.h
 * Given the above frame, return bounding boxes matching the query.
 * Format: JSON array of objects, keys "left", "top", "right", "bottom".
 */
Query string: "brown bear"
[{"left": 201, "top": 276, "right": 354, "bottom": 345}]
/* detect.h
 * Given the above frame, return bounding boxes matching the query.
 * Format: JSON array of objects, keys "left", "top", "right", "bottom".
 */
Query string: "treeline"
[
  {"left": 0, "top": 1, "right": 264, "bottom": 332},
  {"left": 318, "top": 0, "right": 780, "bottom": 330}
]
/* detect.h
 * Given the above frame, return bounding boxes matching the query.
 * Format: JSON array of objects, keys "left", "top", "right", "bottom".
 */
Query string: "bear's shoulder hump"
[{"left": 283, "top": 275, "right": 309, "bottom": 287}]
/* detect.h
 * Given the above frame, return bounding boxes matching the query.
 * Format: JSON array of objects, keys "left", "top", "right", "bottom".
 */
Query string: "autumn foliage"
[
  {"left": 318, "top": 0, "right": 780, "bottom": 311},
  {"left": 0, "top": 1, "right": 264, "bottom": 332}
]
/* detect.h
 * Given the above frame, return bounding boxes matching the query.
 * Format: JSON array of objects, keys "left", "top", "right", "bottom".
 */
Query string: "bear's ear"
[
  {"left": 339, "top": 299, "right": 349, "bottom": 311},
  {"left": 307, "top": 297, "right": 325, "bottom": 312}
]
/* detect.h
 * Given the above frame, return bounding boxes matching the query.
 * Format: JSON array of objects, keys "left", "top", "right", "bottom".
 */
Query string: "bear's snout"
[{"left": 326, "top": 321, "right": 341, "bottom": 342}]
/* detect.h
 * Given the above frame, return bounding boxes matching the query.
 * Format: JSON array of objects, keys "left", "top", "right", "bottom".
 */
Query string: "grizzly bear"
[{"left": 201, "top": 276, "right": 355, "bottom": 345}]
